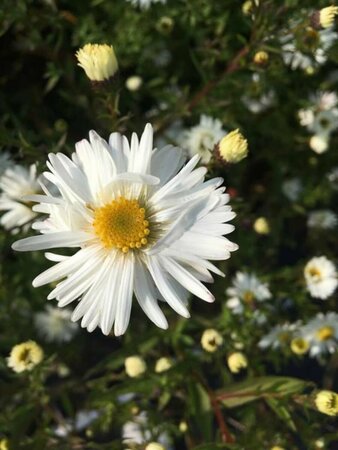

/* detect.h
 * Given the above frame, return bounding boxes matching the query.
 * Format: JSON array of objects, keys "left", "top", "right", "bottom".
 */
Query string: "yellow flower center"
[
  {"left": 316, "top": 326, "right": 334, "bottom": 341},
  {"left": 243, "top": 290, "right": 254, "bottom": 304},
  {"left": 93, "top": 197, "right": 150, "bottom": 253},
  {"left": 290, "top": 337, "right": 309, "bottom": 355},
  {"left": 308, "top": 267, "right": 322, "bottom": 279}
]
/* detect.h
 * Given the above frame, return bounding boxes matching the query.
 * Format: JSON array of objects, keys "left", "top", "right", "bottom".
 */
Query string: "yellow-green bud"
[
  {"left": 7, "top": 340, "right": 44, "bottom": 373},
  {"left": 227, "top": 352, "right": 248, "bottom": 374},
  {"left": 253, "top": 217, "right": 270, "bottom": 235},
  {"left": 155, "top": 357, "right": 173, "bottom": 373},
  {"left": 201, "top": 329, "right": 223, "bottom": 352},
  {"left": 314, "top": 390, "right": 338, "bottom": 416},
  {"left": 124, "top": 355, "right": 147, "bottom": 378},
  {"left": 76, "top": 44, "right": 118, "bottom": 82},
  {"left": 217, "top": 129, "right": 248, "bottom": 164},
  {"left": 290, "top": 337, "right": 309, "bottom": 355},
  {"left": 319, "top": 6, "right": 338, "bottom": 28},
  {"left": 253, "top": 51, "right": 269, "bottom": 65}
]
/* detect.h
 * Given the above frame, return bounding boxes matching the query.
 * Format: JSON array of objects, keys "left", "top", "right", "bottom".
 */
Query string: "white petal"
[
  {"left": 12, "top": 231, "right": 92, "bottom": 252},
  {"left": 114, "top": 253, "right": 135, "bottom": 336}
]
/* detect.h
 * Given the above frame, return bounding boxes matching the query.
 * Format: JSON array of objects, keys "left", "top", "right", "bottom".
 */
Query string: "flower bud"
[
  {"left": 314, "top": 390, "right": 338, "bottom": 416},
  {"left": 145, "top": 443, "right": 166, "bottom": 450},
  {"left": 7, "top": 340, "right": 44, "bottom": 373},
  {"left": 290, "top": 337, "right": 309, "bottom": 355},
  {"left": 319, "top": 6, "right": 338, "bottom": 28},
  {"left": 309, "top": 134, "right": 329, "bottom": 154},
  {"left": 201, "top": 329, "right": 223, "bottom": 352},
  {"left": 253, "top": 51, "right": 269, "bottom": 65},
  {"left": 76, "top": 44, "right": 118, "bottom": 83},
  {"left": 155, "top": 357, "right": 173, "bottom": 373},
  {"left": 125, "top": 355, "right": 146, "bottom": 378},
  {"left": 227, "top": 352, "right": 248, "bottom": 373},
  {"left": 216, "top": 129, "right": 248, "bottom": 164},
  {"left": 126, "top": 75, "right": 143, "bottom": 92},
  {"left": 253, "top": 217, "right": 270, "bottom": 235}
]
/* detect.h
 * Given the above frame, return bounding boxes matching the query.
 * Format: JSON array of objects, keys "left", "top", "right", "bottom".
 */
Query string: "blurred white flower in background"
[
  {"left": 258, "top": 323, "right": 297, "bottom": 350},
  {"left": 0, "top": 151, "right": 13, "bottom": 175},
  {"left": 0, "top": 164, "right": 40, "bottom": 233},
  {"left": 299, "top": 312, "right": 338, "bottom": 357},
  {"left": 226, "top": 271, "right": 271, "bottom": 315},
  {"left": 35, "top": 306, "right": 78, "bottom": 343},
  {"left": 304, "top": 256, "right": 338, "bottom": 299},
  {"left": 179, "top": 115, "right": 225, "bottom": 163},
  {"left": 282, "top": 177, "right": 303, "bottom": 202},
  {"left": 307, "top": 210, "right": 338, "bottom": 230},
  {"left": 127, "top": 0, "right": 166, "bottom": 9},
  {"left": 123, "top": 412, "right": 172, "bottom": 448}
]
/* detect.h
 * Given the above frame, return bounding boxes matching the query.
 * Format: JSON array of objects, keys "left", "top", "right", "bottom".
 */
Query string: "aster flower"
[
  {"left": 226, "top": 271, "right": 271, "bottom": 315},
  {"left": 299, "top": 312, "right": 338, "bottom": 357},
  {"left": 13, "top": 124, "right": 238, "bottom": 336},
  {"left": 122, "top": 412, "right": 171, "bottom": 448},
  {"left": 281, "top": 28, "right": 338, "bottom": 71},
  {"left": 304, "top": 256, "right": 338, "bottom": 299},
  {"left": 180, "top": 115, "right": 225, "bottom": 164},
  {"left": 0, "top": 164, "right": 41, "bottom": 233},
  {"left": 201, "top": 328, "right": 223, "bottom": 352},
  {"left": 258, "top": 322, "right": 297, "bottom": 350},
  {"left": 307, "top": 210, "right": 338, "bottom": 230},
  {"left": 34, "top": 306, "right": 78, "bottom": 343}
]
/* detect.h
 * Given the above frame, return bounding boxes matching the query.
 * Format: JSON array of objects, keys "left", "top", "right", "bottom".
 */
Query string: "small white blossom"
[
  {"left": 226, "top": 272, "right": 271, "bottom": 315},
  {"left": 304, "top": 256, "right": 338, "bottom": 300},
  {"left": 282, "top": 178, "right": 303, "bottom": 201},
  {"left": 179, "top": 115, "right": 225, "bottom": 164},
  {"left": 35, "top": 306, "right": 78, "bottom": 343},
  {"left": 307, "top": 210, "right": 338, "bottom": 230},
  {"left": 258, "top": 323, "right": 297, "bottom": 350},
  {"left": 127, "top": 0, "right": 166, "bottom": 9},
  {"left": 299, "top": 312, "right": 338, "bottom": 357}
]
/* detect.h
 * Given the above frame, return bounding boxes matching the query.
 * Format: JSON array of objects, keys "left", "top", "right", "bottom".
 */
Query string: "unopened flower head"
[
  {"left": 145, "top": 443, "right": 166, "bottom": 450},
  {"left": 7, "top": 340, "right": 43, "bottom": 373},
  {"left": 12, "top": 124, "right": 237, "bottom": 336},
  {"left": 216, "top": 129, "right": 248, "bottom": 164},
  {"left": 76, "top": 44, "right": 118, "bottom": 83},
  {"left": 309, "top": 134, "right": 329, "bottom": 154},
  {"left": 304, "top": 256, "right": 338, "bottom": 299},
  {"left": 290, "top": 337, "right": 309, "bottom": 355},
  {"left": 126, "top": 76, "right": 143, "bottom": 92},
  {"left": 201, "top": 328, "right": 223, "bottom": 352},
  {"left": 0, "top": 164, "right": 40, "bottom": 233},
  {"left": 155, "top": 357, "right": 172, "bottom": 373},
  {"left": 319, "top": 6, "right": 338, "bottom": 29},
  {"left": 35, "top": 306, "right": 78, "bottom": 343},
  {"left": 227, "top": 352, "right": 248, "bottom": 373},
  {"left": 125, "top": 356, "right": 147, "bottom": 378},
  {"left": 179, "top": 421, "right": 188, "bottom": 433},
  {"left": 0, "top": 440, "right": 8, "bottom": 450},
  {"left": 314, "top": 390, "right": 338, "bottom": 416},
  {"left": 253, "top": 51, "right": 269, "bottom": 65},
  {"left": 253, "top": 217, "right": 270, "bottom": 235}
]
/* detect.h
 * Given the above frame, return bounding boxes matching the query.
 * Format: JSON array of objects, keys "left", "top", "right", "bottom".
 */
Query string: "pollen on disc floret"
[{"left": 93, "top": 197, "right": 150, "bottom": 252}]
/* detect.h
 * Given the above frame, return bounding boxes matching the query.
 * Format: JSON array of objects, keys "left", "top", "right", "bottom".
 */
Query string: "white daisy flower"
[
  {"left": 282, "top": 28, "right": 338, "bottom": 71},
  {"left": 0, "top": 164, "right": 41, "bottom": 233},
  {"left": 282, "top": 178, "right": 303, "bottom": 202},
  {"left": 12, "top": 124, "right": 237, "bottom": 336},
  {"left": 127, "top": 0, "right": 166, "bottom": 9},
  {"left": 304, "top": 256, "right": 338, "bottom": 300},
  {"left": 258, "top": 322, "right": 297, "bottom": 350},
  {"left": 35, "top": 306, "right": 78, "bottom": 343},
  {"left": 122, "top": 412, "right": 171, "bottom": 448},
  {"left": 311, "top": 91, "right": 338, "bottom": 111},
  {"left": 226, "top": 271, "right": 271, "bottom": 315},
  {"left": 311, "top": 109, "right": 338, "bottom": 135},
  {"left": 179, "top": 115, "right": 225, "bottom": 164},
  {"left": 300, "top": 312, "right": 338, "bottom": 357},
  {"left": 307, "top": 210, "right": 338, "bottom": 230}
]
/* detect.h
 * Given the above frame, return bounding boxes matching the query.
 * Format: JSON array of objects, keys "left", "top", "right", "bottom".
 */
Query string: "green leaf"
[
  {"left": 188, "top": 382, "right": 213, "bottom": 441},
  {"left": 217, "top": 376, "right": 310, "bottom": 408}
]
